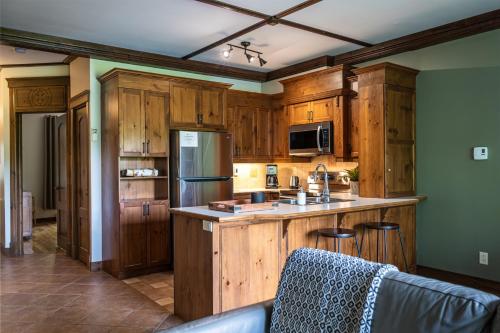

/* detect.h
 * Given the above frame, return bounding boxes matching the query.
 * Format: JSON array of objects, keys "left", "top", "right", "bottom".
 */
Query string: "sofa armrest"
[{"left": 160, "top": 300, "right": 274, "bottom": 333}]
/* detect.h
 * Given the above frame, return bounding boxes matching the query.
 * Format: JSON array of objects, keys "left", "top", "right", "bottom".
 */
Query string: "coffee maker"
[{"left": 265, "top": 164, "right": 279, "bottom": 189}]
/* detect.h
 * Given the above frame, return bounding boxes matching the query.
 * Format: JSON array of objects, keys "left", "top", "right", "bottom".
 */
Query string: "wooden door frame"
[
  {"left": 6, "top": 76, "right": 70, "bottom": 256},
  {"left": 68, "top": 90, "right": 91, "bottom": 265}
]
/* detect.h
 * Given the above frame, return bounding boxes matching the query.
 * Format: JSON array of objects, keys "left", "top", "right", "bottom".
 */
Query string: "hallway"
[{"left": 0, "top": 253, "right": 182, "bottom": 332}]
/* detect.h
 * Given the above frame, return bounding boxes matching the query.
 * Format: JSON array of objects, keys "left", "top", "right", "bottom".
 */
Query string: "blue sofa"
[{"left": 162, "top": 269, "right": 500, "bottom": 333}]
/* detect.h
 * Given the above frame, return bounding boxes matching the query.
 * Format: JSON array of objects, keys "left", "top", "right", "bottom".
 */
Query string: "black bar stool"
[
  {"left": 359, "top": 222, "right": 409, "bottom": 272},
  {"left": 315, "top": 228, "right": 361, "bottom": 257}
]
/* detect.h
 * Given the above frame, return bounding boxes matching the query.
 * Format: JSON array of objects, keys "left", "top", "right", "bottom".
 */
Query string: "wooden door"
[
  {"left": 170, "top": 82, "right": 199, "bottom": 128},
  {"left": 55, "top": 114, "right": 69, "bottom": 252},
  {"left": 148, "top": 200, "right": 170, "bottom": 266},
  {"left": 310, "top": 98, "right": 333, "bottom": 122},
  {"left": 120, "top": 201, "right": 148, "bottom": 271},
  {"left": 234, "top": 107, "right": 255, "bottom": 158},
  {"left": 289, "top": 102, "right": 310, "bottom": 125},
  {"left": 145, "top": 91, "right": 168, "bottom": 157},
  {"left": 272, "top": 105, "right": 289, "bottom": 158},
  {"left": 75, "top": 105, "right": 90, "bottom": 265},
  {"left": 254, "top": 108, "right": 272, "bottom": 158},
  {"left": 200, "top": 87, "right": 226, "bottom": 129},
  {"left": 119, "top": 88, "right": 144, "bottom": 156}
]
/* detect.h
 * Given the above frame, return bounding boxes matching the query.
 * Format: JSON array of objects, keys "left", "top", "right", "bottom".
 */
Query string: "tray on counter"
[{"left": 208, "top": 199, "right": 279, "bottom": 213}]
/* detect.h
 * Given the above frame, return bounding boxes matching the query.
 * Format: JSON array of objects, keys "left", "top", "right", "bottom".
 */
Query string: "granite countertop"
[{"left": 170, "top": 193, "right": 426, "bottom": 222}]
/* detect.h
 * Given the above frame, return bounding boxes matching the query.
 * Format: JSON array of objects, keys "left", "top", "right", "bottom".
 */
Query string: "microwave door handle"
[{"left": 317, "top": 125, "right": 323, "bottom": 152}]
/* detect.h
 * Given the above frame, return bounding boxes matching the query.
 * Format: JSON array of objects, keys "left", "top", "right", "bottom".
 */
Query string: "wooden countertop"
[{"left": 170, "top": 194, "right": 426, "bottom": 222}]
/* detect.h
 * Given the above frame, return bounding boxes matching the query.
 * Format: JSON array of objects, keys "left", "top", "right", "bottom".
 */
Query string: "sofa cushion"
[{"left": 372, "top": 271, "right": 500, "bottom": 333}]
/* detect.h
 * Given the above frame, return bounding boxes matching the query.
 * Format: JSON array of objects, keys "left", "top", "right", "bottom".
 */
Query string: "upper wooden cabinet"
[
  {"left": 280, "top": 65, "right": 352, "bottom": 159},
  {"left": 353, "top": 63, "right": 418, "bottom": 198},
  {"left": 170, "top": 81, "right": 229, "bottom": 130},
  {"left": 118, "top": 88, "right": 168, "bottom": 157}
]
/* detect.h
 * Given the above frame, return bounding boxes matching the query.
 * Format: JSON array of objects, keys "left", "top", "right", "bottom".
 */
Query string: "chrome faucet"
[{"left": 314, "top": 163, "right": 330, "bottom": 203}]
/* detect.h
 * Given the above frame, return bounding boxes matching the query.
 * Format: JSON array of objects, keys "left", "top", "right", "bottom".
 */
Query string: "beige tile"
[
  {"left": 156, "top": 297, "right": 174, "bottom": 306},
  {"left": 150, "top": 282, "right": 169, "bottom": 289},
  {"left": 123, "top": 278, "right": 141, "bottom": 285}
]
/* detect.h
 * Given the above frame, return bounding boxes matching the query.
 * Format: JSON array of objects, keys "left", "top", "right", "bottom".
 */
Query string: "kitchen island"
[{"left": 170, "top": 194, "right": 424, "bottom": 321}]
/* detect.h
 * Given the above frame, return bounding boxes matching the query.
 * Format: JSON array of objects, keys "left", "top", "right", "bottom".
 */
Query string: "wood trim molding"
[
  {"left": 0, "top": 62, "right": 66, "bottom": 69},
  {"left": 0, "top": 27, "right": 267, "bottom": 82},
  {"left": 266, "top": 55, "right": 334, "bottom": 81},
  {"left": 90, "top": 261, "right": 102, "bottom": 272},
  {"left": 417, "top": 265, "right": 500, "bottom": 295}
]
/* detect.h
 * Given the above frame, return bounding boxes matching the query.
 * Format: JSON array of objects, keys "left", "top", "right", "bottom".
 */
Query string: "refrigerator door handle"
[{"left": 180, "top": 177, "right": 232, "bottom": 182}]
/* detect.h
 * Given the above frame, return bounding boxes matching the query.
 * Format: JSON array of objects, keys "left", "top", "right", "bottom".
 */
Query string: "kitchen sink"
[{"left": 278, "top": 197, "right": 355, "bottom": 205}]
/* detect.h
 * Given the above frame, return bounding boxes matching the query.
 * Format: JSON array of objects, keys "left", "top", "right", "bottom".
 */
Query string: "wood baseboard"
[
  {"left": 416, "top": 265, "right": 500, "bottom": 295},
  {"left": 0, "top": 243, "right": 13, "bottom": 256}
]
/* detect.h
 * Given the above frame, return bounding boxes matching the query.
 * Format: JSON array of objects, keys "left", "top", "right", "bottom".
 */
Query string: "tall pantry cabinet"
[
  {"left": 100, "top": 69, "right": 171, "bottom": 278},
  {"left": 353, "top": 63, "right": 419, "bottom": 198}
]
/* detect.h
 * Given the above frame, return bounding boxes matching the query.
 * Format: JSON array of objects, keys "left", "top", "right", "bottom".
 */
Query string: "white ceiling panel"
[
  {"left": 193, "top": 24, "right": 360, "bottom": 71},
  {"left": 0, "top": 45, "right": 66, "bottom": 65},
  {"left": 286, "top": 0, "right": 500, "bottom": 44},
  {"left": 0, "top": 0, "right": 260, "bottom": 57},
  {"left": 1, "top": 0, "right": 498, "bottom": 72}
]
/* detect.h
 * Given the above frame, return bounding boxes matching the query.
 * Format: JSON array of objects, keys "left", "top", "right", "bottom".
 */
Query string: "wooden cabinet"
[
  {"left": 289, "top": 98, "right": 333, "bottom": 125},
  {"left": 170, "top": 81, "right": 228, "bottom": 130},
  {"left": 354, "top": 63, "right": 418, "bottom": 198},
  {"left": 119, "top": 88, "right": 168, "bottom": 157},
  {"left": 100, "top": 69, "right": 172, "bottom": 279},
  {"left": 271, "top": 95, "right": 289, "bottom": 159},
  {"left": 227, "top": 90, "right": 273, "bottom": 161},
  {"left": 120, "top": 201, "right": 148, "bottom": 271},
  {"left": 348, "top": 76, "right": 360, "bottom": 158}
]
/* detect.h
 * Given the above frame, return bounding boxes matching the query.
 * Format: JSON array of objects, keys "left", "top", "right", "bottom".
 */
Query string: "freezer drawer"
[{"left": 173, "top": 177, "right": 233, "bottom": 208}]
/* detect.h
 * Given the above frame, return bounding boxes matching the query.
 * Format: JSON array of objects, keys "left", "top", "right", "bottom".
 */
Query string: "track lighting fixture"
[{"left": 223, "top": 41, "right": 267, "bottom": 67}]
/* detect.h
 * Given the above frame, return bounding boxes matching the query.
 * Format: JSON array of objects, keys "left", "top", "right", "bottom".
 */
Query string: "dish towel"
[{"left": 270, "top": 248, "right": 397, "bottom": 333}]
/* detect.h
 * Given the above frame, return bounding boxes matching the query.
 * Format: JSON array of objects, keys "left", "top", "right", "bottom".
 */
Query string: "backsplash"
[{"left": 234, "top": 156, "right": 358, "bottom": 191}]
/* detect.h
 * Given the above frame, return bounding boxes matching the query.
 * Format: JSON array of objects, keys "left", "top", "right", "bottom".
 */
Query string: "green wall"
[{"left": 416, "top": 67, "right": 500, "bottom": 281}]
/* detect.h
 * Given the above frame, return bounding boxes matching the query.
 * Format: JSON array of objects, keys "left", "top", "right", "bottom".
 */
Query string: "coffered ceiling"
[{"left": 0, "top": 0, "right": 498, "bottom": 72}]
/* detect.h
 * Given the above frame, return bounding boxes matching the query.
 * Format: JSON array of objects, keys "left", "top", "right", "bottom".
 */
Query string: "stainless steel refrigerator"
[{"left": 170, "top": 131, "right": 233, "bottom": 207}]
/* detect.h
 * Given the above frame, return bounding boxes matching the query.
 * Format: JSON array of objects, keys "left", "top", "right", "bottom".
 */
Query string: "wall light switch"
[
  {"left": 202, "top": 220, "right": 213, "bottom": 232},
  {"left": 479, "top": 251, "right": 488, "bottom": 265},
  {"left": 473, "top": 147, "right": 488, "bottom": 160}
]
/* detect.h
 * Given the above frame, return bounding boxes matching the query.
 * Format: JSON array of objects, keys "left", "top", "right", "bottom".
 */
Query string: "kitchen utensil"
[
  {"left": 251, "top": 192, "right": 266, "bottom": 204},
  {"left": 289, "top": 176, "right": 300, "bottom": 189}
]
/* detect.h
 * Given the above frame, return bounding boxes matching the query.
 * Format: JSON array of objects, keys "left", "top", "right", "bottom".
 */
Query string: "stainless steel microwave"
[{"left": 289, "top": 121, "right": 333, "bottom": 156}]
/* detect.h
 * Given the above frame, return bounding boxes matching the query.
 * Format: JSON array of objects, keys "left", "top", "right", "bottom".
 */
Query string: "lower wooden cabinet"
[{"left": 116, "top": 200, "right": 171, "bottom": 278}]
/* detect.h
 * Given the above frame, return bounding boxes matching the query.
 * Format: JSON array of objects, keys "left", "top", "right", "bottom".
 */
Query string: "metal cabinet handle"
[
  {"left": 147, "top": 140, "right": 150, "bottom": 154},
  {"left": 316, "top": 125, "right": 323, "bottom": 152},
  {"left": 142, "top": 142, "right": 146, "bottom": 154}
]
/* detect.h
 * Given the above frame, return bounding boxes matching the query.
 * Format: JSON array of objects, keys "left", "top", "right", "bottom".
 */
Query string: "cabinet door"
[
  {"left": 226, "top": 106, "right": 237, "bottom": 157},
  {"left": 119, "top": 88, "right": 145, "bottom": 156},
  {"left": 385, "top": 86, "right": 415, "bottom": 196},
  {"left": 200, "top": 87, "right": 226, "bottom": 129},
  {"left": 120, "top": 202, "right": 148, "bottom": 271},
  {"left": 234, "top": 106, "right": 255, "bottom": 158},
  {"left": 349, "top": 97, "right": 360, "bottom": 158},
  {"left": 148, "top": 201, "right": 170, "bottom": 266},
  {"left": 289, "top": 102, "right": 310, "bottom": 125},
  {"left": 145, "top": 91, "right": 169, "bottom": 157},
  {"left": 170, "top": 82, "right": 199, "bottom": 128},
  {"left": 310, "top": 98, "right": 333, "bottom": 122},
  {"left": 272, "top": 105, "right": 289, "bottom": 158},
  {"left": 254, "top": 108, "right": 272, "bottom": 158}
]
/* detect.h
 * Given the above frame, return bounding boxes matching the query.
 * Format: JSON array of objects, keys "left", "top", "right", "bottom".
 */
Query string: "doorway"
[
  {"left": 7, "top": 77, "right": 90, "bottom": 267},
  {"left": 21, "top": 112, "right": 66, "bottom": 254}
]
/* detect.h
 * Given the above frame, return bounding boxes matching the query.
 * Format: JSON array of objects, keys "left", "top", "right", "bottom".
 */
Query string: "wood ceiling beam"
[
  {"left": 0, "top": 27, "right": 267, "bottom": 82},
  {"left": 266, "top": 9, "right": 500, "bottom": 81},
  {"left": 184, "top": 0, "right": 371, "bottom": 60}
]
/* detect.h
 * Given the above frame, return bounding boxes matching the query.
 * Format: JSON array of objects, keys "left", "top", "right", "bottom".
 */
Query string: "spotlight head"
[
  {"left": 245, "top": 52, "right": 255, "bottom": 63},
  {"left": 258, "top": 55, "right": 267, "bottom": 67},
  {"left": 222, "top": 45, "right": 232, "bottom": 59}
]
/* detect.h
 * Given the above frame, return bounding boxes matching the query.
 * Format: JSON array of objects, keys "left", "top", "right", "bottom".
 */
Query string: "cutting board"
[{"left": 208, "top": 199, "right": 279, "bottom": 213}]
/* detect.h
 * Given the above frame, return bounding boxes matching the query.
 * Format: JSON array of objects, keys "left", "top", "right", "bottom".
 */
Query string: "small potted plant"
[{"left": 345, "top": 166, "right": 359, "bottom": 195}]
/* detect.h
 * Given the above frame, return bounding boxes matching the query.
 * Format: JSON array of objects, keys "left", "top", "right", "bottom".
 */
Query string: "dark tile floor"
[{"left": 0, "top": 253, "right": 183, "bottom": 332}]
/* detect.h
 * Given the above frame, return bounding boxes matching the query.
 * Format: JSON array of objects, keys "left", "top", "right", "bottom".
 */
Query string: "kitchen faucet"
[{"left": 314, "top": 163, "right": 330, "bottom": 203}]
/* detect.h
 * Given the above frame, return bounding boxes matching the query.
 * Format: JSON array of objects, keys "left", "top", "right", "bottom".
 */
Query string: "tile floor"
[
  {"left": 23, "top": 221, "right": 58, "bottom": 254},
  {"left": 0, "top": 253, "right": 183, "bottom": 332},
  {"left": 124, "top": 272, "right": 174, "bottom": 313}
]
